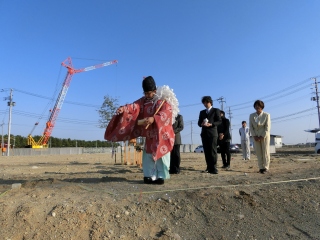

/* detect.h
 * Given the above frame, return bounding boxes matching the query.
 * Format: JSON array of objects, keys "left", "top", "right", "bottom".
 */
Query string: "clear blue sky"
[{"left": 1, "top": 0, "right": 320, "bottom": 145}]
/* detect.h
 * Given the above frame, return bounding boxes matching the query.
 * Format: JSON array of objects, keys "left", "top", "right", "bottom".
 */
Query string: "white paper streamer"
[{"left": 154, "top": 85, "right": 179, "bottom": 124}]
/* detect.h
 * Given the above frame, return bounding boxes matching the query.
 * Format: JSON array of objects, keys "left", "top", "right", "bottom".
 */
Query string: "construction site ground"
[{"left": 0, "top": 147, "right": 319, "bottom": 240}]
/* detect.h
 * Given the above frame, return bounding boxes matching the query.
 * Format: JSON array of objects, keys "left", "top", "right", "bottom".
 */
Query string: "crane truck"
[{"left": 27, "top": 57, "right": 117, "bottom": 148}]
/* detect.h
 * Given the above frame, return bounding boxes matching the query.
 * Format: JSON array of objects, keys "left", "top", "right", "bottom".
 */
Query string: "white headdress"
[{"left": 154, "top": 85, "right": 179, "bottom": 124}]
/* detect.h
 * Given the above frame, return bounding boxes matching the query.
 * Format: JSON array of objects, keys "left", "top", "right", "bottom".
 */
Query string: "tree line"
[{"left": 0, "top": 135, "right": 117, "bottom": 148}]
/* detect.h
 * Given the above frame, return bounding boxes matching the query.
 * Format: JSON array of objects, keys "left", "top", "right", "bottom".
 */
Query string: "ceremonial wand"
[{"left": 145, "top": 100, "right": 166, "bottom": 129}]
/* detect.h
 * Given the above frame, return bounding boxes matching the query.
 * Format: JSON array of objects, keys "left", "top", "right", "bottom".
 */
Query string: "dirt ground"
[{"left": 0, "top": 147, "right": 319, "bottom": 240}]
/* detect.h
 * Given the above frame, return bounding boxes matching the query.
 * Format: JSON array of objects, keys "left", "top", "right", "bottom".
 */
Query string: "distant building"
[
  {"left": 250, "top": 134, "right": 283, "bottom": 154},
  {"left": 271, "top": 134, "right": 282, "bottom": 148}
]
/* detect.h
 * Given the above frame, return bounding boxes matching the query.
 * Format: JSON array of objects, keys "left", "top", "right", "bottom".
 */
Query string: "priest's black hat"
[{"left": 142, "top": 76, "right": 156, "bottom": 92}]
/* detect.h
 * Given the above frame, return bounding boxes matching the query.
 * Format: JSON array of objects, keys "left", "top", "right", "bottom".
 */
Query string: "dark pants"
[
  {"left": 202, "top": 135, "right": 218, "bottom": 171},
  {"left": 219, "top": 141, "right": 231, "bottom": 166},
  {"left": 170, "top": 144, "right": 181, "bottom": 173}
]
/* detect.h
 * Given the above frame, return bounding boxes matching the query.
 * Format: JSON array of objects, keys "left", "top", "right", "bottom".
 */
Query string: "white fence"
[{"left": 2, "top": 144, "right": 201, "bottom": 156}]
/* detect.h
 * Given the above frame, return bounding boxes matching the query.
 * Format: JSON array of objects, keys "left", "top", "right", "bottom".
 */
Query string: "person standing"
[
  {"left": 249, "top": 100, "right": 271, "bottom": 174},
  {"left": 217, "top": 110, "right": 231, "bottom": 169},
  {"left": 105, "top": 76, "right": 179, "bottom": 184},
  {"left": 198, "top": 96, "right": 222, "bottom": 174},
  {"left": 239, "top": 121, "right": 251, "bottom": 160},
  {"left": 169, "top": 114, "right": 184, "bottom": 174}
]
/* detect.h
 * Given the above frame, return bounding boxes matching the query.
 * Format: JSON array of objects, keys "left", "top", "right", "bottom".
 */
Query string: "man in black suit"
[
  {"left": 198, "top": 96, "right": 222, "bottom": 174},
  {"left": 170, "top": 114, "right": 184, "bottom": 174},
  {"left": 217, "top": 110, "right": 231, "bottom": 169}
]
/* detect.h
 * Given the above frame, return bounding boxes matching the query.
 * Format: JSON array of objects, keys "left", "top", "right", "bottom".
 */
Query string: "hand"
[
  {"left": 219, "top": 133, "right": 224, "bottom": 140},
  {"left": 254, "top": 136, "right": 260, "bottom": 141},
  {"left": 145, "top": 117, "right": 154, "bottom": 125},
  {"left": 116, "top": 106, "right": 124, "bottom": 115},
  {"left": 201, "top": 122, "right": 211, "bottom": 127}
]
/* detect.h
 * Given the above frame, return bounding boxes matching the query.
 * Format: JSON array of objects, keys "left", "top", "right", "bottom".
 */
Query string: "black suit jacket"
[
  {"left": 172, "top": 114, "right": 184, "bottom": 145},
  {"left": 198, "top": 108, "right": 222, "bottom": 137},
  {"left": 218, "top": 117, "right": 231, "bottom": 141}
]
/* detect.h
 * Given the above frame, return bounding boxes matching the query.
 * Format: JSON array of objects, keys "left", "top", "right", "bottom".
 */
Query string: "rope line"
[{"left": 134, "top": 176, "right": 320, "bottom": 195}]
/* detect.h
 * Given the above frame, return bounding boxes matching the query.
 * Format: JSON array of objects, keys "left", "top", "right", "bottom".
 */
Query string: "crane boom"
[{"left": 27, "top": 57, "right": 118, "bottom": 148}]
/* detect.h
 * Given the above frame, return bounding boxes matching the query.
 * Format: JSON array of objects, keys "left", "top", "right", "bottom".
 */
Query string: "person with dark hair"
[
  {"left": 198, "top": 96, "right": 222, "bottom": 174},
  {"left": 105, "top": 76, "right": 179, "bottom": 184},
  {"left": 217, "top": 110, "right": 231, "bottom": 169},
  {"left": 249, "top": 100, "right": 271, "bottom": 174},
  {"left": 169, "top": 114, "right": 184, "bottom": 174},
  {"left": 239, "top": 120, "right": 251, "bottom": 160}
]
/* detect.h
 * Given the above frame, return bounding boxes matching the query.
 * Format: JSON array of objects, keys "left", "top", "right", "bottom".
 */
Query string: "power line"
[{"left": 13, "top": 89, "right": 101, "bottom": 108}]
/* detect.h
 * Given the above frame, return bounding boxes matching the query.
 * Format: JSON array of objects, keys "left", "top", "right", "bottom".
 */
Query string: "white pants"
[
  {"left": 241, "top": 139, "right": 251, "bottom": 160},
  {"left": 253, "top": 136, "right": 270, "bottom": 170}
]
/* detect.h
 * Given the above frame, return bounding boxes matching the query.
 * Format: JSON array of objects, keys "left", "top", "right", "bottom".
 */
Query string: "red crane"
[{"left": 27, "top": 57, "right": 118, "bottom": 148}]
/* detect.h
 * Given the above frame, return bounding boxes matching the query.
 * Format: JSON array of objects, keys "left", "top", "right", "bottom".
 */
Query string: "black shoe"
[
  {"left": 259, "top": 169, "right": 265, "bottom": 174},
  {"left": 201, "top": 169, "right": 209, "bottom": 173},
  {"left": 169, "top": 171, "right": 180, "bottom": 174},
  {"left": 144, "top": 177, "right": 153, "bottom": 184},
  {"left": 155, "top": 178, "right": 164, "bottom": 185},
  {"left": 208, "top": 169, "right": 218, "bottom": 174},
  {"left": 221, "top": 165, "right": 227, "bottom": 168}
]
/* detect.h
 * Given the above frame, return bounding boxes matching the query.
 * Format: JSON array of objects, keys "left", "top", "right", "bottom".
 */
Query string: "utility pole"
[
  {"left": 1, "top": 123, "right": 4, "bottom": 156},
  {"left": 191, "top": 121, "right": 193, "bottom": 145},
  {"left": 311, "top": 78, "right": 320, "bottom": 128},
  {"left": 217, "top": 96, "right": 226, "bottom": 111},
  {"left": 7, "top": 89, "right": 15, "bottom": 156},
  {"left": 228, "top": 107, "right": 232, "bottom": 143}
]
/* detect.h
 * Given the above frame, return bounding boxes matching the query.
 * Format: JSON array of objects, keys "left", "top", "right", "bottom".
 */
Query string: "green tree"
[{"left": 98, "top": 95, "right": 119, "bottom": 128}]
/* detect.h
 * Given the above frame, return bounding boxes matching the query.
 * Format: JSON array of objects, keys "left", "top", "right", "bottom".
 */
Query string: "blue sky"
[{"left": 1, "top": 0, "right": 320, "bottom": 145}]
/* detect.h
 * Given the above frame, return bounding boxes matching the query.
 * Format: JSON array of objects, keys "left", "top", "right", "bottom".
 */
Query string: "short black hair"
[
  {"left": 242, "top": 121, "right": 246, "bottom": 124},
  {"left": 201, "top": 96, "right": 213, "bottom": 105},
  {"left": 254, "top": 100, "right": 264, "bottom": 109}
]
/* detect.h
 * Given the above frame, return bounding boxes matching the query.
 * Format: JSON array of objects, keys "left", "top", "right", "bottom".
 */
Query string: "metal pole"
[
  {"left": 191, "top": 121, "right": 193, "bottom": 145},
  {"left": 1, "top": 123, "right": 4, "bottom": 156},
  {"left": 314, "top": 78, "right": 320, "bottom": 128},
  {"left": 228, "top": 107, "right": 232, "bottom": 143},
  {"left": 7, "top": 89, "right": 14, "bottom": 156},
  {"left": 217, "top": 96, "right": 225, "bottom": 111}
]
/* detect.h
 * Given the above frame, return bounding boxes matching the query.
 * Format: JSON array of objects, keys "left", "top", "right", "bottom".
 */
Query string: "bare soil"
[{"left": 0, "top": 147, "right": 319, "bottom": 240}]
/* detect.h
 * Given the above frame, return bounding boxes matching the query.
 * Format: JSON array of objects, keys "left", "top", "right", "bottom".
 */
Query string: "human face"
[
  {"left": 144, "top": 90, "right": 156, "bottom": 99},
  {"left": 254, "top": 105, "right": 263, "bottom": 114},
  {"left": 242, "top": 122, "right": 246, "bottom": 128},
  {"left": 203, "top": 101, "right": 212, "bottom": 109}
]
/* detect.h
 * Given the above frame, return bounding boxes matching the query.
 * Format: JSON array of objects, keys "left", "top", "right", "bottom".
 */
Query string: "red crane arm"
[{"left": 41, "top": 57, "right": 117, "bottom": 146}]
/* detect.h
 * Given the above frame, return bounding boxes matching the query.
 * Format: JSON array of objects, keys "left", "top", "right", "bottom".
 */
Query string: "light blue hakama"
[{"left": 142, "top": 150, "right": 170, "bottom": 180}]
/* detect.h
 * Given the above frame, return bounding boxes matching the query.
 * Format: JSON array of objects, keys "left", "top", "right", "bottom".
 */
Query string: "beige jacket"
[{"left": 249, "top": 111, "right": 271, "bottom": 138}]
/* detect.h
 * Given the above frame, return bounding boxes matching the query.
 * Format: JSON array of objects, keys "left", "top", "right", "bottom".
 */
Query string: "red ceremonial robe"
[{"left": 104, "top": 97, "right": 175, "bottom": 161}]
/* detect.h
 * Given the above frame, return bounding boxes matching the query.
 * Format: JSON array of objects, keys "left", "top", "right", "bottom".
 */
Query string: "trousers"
[{"left": 253, "top": 136, "right": 270, "bottom": 170}]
